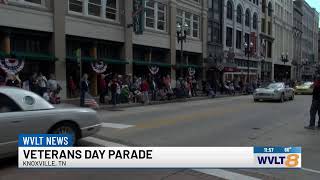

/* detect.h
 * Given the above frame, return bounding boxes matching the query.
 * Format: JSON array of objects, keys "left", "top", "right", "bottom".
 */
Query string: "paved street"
[{"left": 1, "top": 95, "right": 320, "bottom": 180}]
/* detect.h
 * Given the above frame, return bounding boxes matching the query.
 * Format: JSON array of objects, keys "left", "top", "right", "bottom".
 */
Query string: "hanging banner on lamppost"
[
  {"left": 0, "top": 58, "right": 24, "bottom": 74},
  {"left": 149, "top": 65, "right": 159, "bottom": 75},
  {"left": 188, "top": 67, "right": 196, "bottom": 76},
  {"left": 91, "top": 61, "right": 108, "bottom": 74},
  {"left": 133, "top": 0, "right": 145, "bottom": 34}
]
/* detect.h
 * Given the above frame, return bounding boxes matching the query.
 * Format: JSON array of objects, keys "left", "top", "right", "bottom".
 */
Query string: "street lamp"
[
  {"left": 281, "top": 52, "right": 289, "bottom": 64},
  {"left": 177, "top": 22, "right": 189, "bottom": 77},
  {"left": 261, "top": 40, "right": 266, "bottom": 82},
  {"left": 244, "top": 41, "right": 254, "bottom": 83}
]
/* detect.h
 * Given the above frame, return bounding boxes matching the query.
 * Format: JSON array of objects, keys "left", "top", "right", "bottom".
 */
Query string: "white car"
[
  {"left": 0, "top": 87, "right": 101, "bottom": 158},
  {"left": 253, "top": 82, "right": 295, "bottom": 102}
]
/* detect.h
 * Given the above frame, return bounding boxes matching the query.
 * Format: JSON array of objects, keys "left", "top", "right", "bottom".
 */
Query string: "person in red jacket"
[{"left": 140, "top": 79, "right": 149, "bottom": 104}]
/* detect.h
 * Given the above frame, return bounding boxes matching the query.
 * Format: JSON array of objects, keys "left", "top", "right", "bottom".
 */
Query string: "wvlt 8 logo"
[{"left": 257, "top": 154, "right": 300, "bottom": 168}]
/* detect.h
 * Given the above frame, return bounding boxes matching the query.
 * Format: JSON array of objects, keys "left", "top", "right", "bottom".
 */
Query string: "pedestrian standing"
[
  {"left": 141, "top": 79, "right": 150, "bottom": 104},
  {"left": 80, "top": 74, "right": 89, "bottom": 107},
  {"left": 99, "top": 74, "right": 107, "bottom": 104},
  {"left": 109, "top": 78, "right": 118, "bottom": 106},
  {"left": 150, "top": 77, "right": 157, "bottom": 101},
  {"left": 305, "top": 75, "right": 320, "bottom": 129},
  {"left": 68, "top": 76, "right": 76, "bottom": 98},
  {"left": 37, "top": 72, "right": 47, "bottom": 96}
]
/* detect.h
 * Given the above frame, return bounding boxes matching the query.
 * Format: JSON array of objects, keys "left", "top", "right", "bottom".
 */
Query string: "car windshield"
[
  {"left": 302, "top": 82, "right": 313, "bottom": 86},
  {"left": 266, "top": 83, "right": 283, "bottom": 89}
]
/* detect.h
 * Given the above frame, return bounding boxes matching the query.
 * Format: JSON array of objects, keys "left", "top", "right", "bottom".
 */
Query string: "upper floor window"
[
  {"left": 88, "top": 0, "right": 101, "bottom": 17},
  {"left": 253, "top": 13, "right": 258, "bottom": 29},
  {"left": 25, "top": 0, "right": 42, "bottom": 5},
  {"left": 236, "top": 5, "right": 242, "bottom": 24},
  {"left": 69, "top": 0, "right": 83, "bottom": 13},
  {"left": 106, "top": 0, "right": 117, "bottom": 20},
  {"left": 226, "top": 1, "right": 233, "bottom": 20},
  {"left": 262, "top": 0, "right": 266, "bottom": 13},
  {"left": 268, "top": 2, "right": 273, "bottom": 16},
  {"left": 245, "top": 9, "right": 251, "bottom": 27},
  {"left": 176, "top": 9, "right": 200, "bottom": 38},
  {"left": 145, "top": 1, "right": 167, "bottom": 31}
]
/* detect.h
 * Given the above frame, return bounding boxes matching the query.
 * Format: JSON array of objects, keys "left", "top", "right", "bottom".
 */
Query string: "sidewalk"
[{"left": 61, "top": 93, "right": 247, "bottom": 109}]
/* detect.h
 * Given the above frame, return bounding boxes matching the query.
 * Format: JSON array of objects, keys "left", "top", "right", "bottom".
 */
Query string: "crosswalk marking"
[{"left": 101, "top": 123, "right": 134, "bottom": 129}]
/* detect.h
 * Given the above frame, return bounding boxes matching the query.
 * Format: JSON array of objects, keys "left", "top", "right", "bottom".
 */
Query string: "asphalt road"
[{"left": 1, "top": 95, "right": 320, "bottom": 180}]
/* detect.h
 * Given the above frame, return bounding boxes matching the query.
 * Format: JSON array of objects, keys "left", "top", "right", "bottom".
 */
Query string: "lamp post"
[
  {"left": 261, "top": 40, "right": 266, "bottom": 82},
  {"left": 177, "top": 23, "right": 189, "bottom": 77},
  {"left": 281, "top": 52, "right": 289, "bottom": 80},
  {"left": 244, "top": 41, "right": 254, "bottom": 83}
]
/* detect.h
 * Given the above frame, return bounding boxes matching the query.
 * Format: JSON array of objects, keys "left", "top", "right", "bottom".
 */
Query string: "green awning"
[
  {"left": 101, "top": 58, "right": 129, "bottom": 65},
  {"left": 12, "top": 52, "right": 57, "bottom": 61},
  {"left": 0, "top": 51, "right": 10, "bottom": 58},
  {"left": 66, "top": 56, "right": 95, "bottom": 62},
  {"left": 133, "top": 60, "right": 172, "bottom": 67},
  {"left": 176, "top": 64, "right": 203, "bottom": 69}
]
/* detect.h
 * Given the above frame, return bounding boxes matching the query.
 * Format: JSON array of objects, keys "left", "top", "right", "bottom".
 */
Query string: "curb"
[{"left": 97, "top": 94, "right": 248, "bottom": 110}]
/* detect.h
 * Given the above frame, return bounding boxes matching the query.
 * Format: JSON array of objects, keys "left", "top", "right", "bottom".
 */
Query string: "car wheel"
[
  {"left": 49, "top": 122, "right": 80, "bottom": 145},
  {"left": 290, "top": 94, "right": 294, "bottom": 100},
  {"left": 280, "top": 94, "right": 285, "bottom": 103}
]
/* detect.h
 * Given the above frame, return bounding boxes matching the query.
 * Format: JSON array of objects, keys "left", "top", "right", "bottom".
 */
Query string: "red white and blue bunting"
[
  {"left": 0, "top": 58, "right": 25, "bottom": 74},
  {"left": 149, "top": 65, "right": 159, "bottom": 75},
  {"left": 188, "top": 67, "right": 196, "bottom": 76},
  {"left": 91, "top": 61, "right": 107, "bottom": 74}
]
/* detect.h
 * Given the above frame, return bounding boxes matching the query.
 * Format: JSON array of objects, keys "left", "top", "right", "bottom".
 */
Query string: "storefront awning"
[
  {"left": 101, "top": 58, "right": 129, "bottom": 65},
  {"left": 0, "top": 51, "right": 10, "bottom": 58},
  {"left": 133, "top": 60, "right": 172, "bottom": 67},
  {"left": 67, "top": 56, "right": 128, "bottom": 64},
  {"left": 12, "top": 52, "right": 57, "bottom": 61},
  {"left": 176, "top": 64, "right": 203, "bottom": 69}
]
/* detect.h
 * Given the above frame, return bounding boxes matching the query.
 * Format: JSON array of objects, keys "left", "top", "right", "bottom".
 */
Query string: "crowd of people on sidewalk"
[
  {"left": 0, "top": 72, "right": 62, "bottom": 104},
  {"left": 79, "top": 73, "right": 203, "bottom": 107}
]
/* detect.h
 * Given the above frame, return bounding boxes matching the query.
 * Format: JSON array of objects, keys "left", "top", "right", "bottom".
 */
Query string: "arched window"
[
  {"left": 245, "top": 9, "right": 251, "bottom": 27},
  {"left": 227, "top": 1, "right": 233, "bottom": 20},
  {"left": 268, "top": 2, "right": 273, "bottom": 16},
  {"left": 253, "top": 13, "right": 258, "bottom": 29},
  {"left": 256, "top": 0, "right": 259, "bottom": 6},
  {"left": 262, "top": 0, "right": 266, "bottom": 13},
  {"left": 236, "top": 5, "right": 242, "bottom": 24}
]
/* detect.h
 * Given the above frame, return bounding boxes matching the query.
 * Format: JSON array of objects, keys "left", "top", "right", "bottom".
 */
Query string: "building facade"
[
  {"left": 206, "top": 0, "right": 224, "bottom": 84},
  {"left": 0, "top": 0, "right": 208, "bottom": 99},
  {"left": 301, "top": 1, "right": 319, "bottom": 80},
  {"left": 260, "top": 0, "right": 274, "bottom": 82},
  {"left": 222, "top": 0, "right": 261, "bottom": 83},
  {"left": 273, "top": 0, "right": 294, "bottom": 81},
  {"left": 292, "top": 0, "right": 303, "bottom": 80}
]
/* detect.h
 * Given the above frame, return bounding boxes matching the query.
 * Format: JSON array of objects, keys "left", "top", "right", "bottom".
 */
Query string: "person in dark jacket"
[
  {"left": 80, "top": 74, "right": 89, "bottom": 107},
  {"left": 305, "top": 75, "right": 320, "bottom": 129}
]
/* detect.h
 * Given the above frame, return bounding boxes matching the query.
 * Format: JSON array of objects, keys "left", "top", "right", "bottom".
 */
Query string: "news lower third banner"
[{"left": 18, "top": 134, "right": 302, "bottom": 168}]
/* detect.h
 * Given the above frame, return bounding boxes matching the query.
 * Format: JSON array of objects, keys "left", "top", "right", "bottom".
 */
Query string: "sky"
[{"left": 305, "top": 0, "right": 320, "bottom": 27}]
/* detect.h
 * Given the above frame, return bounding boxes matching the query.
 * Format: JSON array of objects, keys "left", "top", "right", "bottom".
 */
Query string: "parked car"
[
  {"left": 295, "top": 82, "right": 313, "bottom": 95},
  {"left": 253, "top": 82, "right": 295, "bottom": 102},
  {"left": 0, "top": 87, "right": 101, "bottom": 158}
]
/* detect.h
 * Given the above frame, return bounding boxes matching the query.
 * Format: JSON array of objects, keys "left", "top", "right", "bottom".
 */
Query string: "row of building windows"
[
  {"left": 68, "top": 0, "right": 200, "bottom": 38},
  {"left": 226, "top": 1, "right": 258, "bottom": 29}
]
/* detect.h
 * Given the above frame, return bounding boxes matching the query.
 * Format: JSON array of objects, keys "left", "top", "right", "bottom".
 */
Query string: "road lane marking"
[
  {"left": 81, "top": 136, "right": 262, "bottom": 179},
  {"left": 101, "top": 123, "right": 134, "bottom": 129},
  {"left": 194, "top": 169, "right": 261, "bottom": 180},
  {"left": 302, "top": 167, "right": 320, "bottom": 174}
]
